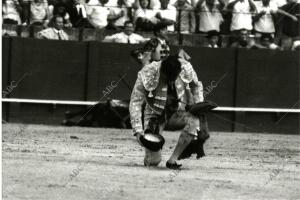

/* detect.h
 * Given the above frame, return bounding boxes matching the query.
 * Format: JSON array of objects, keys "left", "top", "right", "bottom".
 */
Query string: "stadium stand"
[{"left": 2, "top": 0, "right": 300, "bottom": 49}]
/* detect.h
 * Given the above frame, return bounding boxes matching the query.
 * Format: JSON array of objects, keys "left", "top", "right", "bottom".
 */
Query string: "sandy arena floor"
[{"left": 2, "top": 123, "right": 300, "bottom": 200}]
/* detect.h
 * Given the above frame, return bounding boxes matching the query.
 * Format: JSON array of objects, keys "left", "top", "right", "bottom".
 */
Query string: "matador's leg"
[{"left": 167, "top": 111, "right": 199, "bottom": 164}]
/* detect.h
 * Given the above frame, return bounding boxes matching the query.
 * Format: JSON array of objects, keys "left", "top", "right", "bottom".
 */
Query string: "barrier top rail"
[{"left": 2, "top": 98, "right": 300, "bottom": 113}]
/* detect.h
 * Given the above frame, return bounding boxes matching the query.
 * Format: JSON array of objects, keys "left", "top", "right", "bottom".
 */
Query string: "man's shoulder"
[
  {"left": 131, "top": 32, "right": 145, "bottom": 39},
  {"left": 178, "top": 58, "right": 199, "bottom": 83},
  {"left": 113, "top": 32, "right": 125, "bottom": 37},
  {"left": 138, "top": 61, "right": 161, "bottom": 91},
  {"left": 140, "top": 61, "right": 161, "bottom": 74},
  {"left": 138, "top": 61, "right": 161, "bottom": 80},
  {"left": 39, "top": 28, "right": 55, "bottom": 34},
  {"left": 61, "top": 30, "right": 69, "bottom": 38},
  {"left": 37, "top": 28, "right": 55, "bottom": 38}
]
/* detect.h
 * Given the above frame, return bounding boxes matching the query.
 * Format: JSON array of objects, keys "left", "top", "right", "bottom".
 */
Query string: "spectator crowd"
[{"left": 2, "top": 0, "right": 300, "bottom": 49}]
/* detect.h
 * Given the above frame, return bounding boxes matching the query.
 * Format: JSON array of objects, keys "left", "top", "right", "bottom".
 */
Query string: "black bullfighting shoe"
[{"left": 166, "top": 161, "right": 182, "bottom": 170}]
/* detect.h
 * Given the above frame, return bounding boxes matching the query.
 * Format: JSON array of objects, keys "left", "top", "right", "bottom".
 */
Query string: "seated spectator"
[
  {"left": 36, "top": 15, "right": 69, "bottom": 40},
  {"left": 196, "top": 0, "right": 225, "bottom": 33},
  {"left": 279, "top": 0, "right": 300, "bottom": 49},
  {"left": 258, "top": 33, "right": 280, "bottom": 49},
  {"left": 230, "top": 29, "right": 254, "bottom": 48},
  {"left": 174, "top": 0, "right": 195, "bottom": 33},
  {"left": 253, "top": 0, "right": 297, "bottom": 36},
  {"left": 203, "top": 30, "right": 220, "bottom": 48},
  {"left": 86, "top": 0, "right": 111, "bottom": 29},
  {"left": 68, "top": 0, "right": 92, "bottom": 28},
  {"left": 134, "top": 0, "right": 159, "bottom": 31},
  {"left": 227, "top": 0, "right": 257, "bottom": 33},
  {"left": 2, "top": 0, "right": 22, "bottom": 25},
  {"left": 103, "top": 21, "right": 149, "bottom": 43},
  {"left": 29, "top": 0, "right": 49, "bottom": 26},
  {"left": 53, "top": 4, "right": 73, "bottom": 27},
  {"left": 155, "top": 0, "right": 177, "bottom": 32},
  {"left": 107, "top": 0, "right": 133, "bottom": 30}
]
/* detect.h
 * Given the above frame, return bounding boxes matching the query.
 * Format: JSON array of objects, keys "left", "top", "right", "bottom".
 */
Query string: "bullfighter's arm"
[
  {"left": 190, "top": 68, "right": 204, "bottom": 103},
  {"left": 129, "top": 72, "right": 146, "bottom": 135}
]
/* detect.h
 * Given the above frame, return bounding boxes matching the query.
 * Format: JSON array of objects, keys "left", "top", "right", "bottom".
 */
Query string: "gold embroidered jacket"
[{"left": 129, "top": 58, "right": 204, "bottom": 134}]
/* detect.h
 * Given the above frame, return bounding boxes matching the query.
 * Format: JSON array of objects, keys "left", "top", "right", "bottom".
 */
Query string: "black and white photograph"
[{"left": 1, "top": 0, "right": 300, "bottom": 198}]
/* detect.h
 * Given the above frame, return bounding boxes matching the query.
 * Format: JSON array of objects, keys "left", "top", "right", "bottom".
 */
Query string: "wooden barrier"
[{"left": 2, "top": 37, "right": 299, "bottom": 133}]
